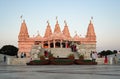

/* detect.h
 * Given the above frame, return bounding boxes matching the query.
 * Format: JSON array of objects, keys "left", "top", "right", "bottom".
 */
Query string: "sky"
[{"left": 0, "top": 0, "right": 120, "bottom": 52}]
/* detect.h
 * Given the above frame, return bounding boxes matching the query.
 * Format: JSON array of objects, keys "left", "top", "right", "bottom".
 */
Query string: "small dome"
[
  {"left": 73, "top": 34, "right": 80, "bottom": 41},
  {"left": 34, "top": 34, "right": 43, "bottom": 41},
  {"left": 49, "top": 32, "right": 65, "bottom": 40}
]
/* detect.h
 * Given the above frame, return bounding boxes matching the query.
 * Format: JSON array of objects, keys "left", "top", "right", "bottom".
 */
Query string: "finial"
[
  {"left": 56, "top": 16, "right": 58, "bottom": 24},
  {"left": 64, "top": 20, "right": 67, "bottom": 26},
  {"left": 91, "top": 16, "right": 93, "bottom": 20},
  {"left": 20, "top": 15, "right": 23, "bottom": 23},
  {"left": 47, "top": 20, "right": 49, "bottom": 25},
  {"left": 75, "top": 31, "right": 77, "bottom": 35},
  {"left": 37, "top": 30, "right": 40, "bottom": 36},
  {"left": 23, "top": 19, "right": 25, "bottom": 23},
  {"left": 90, "top": 16, "right": 93, "bottom": 24},
  {"left": 20, "top": 15, "right": 23, "bottom": 19},
  {"left": 56, "top": 16, "right": 58, "bottom": 20}
]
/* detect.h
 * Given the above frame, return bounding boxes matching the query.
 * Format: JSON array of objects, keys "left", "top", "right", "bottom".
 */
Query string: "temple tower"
[
  {"left": 86, "top": 19, "right": 96, "bottom": 41},
  {"left": 18, "top": 20, "right": 29, "bottom": 40},
  {"left": 54, "top": 17, "right": 61, "bottom": 33},
  {"left": 44, "top": 21, "right": 52, "bottom": 38},
  {"left": 18, "top": 20, "right": 33, "bottom": 57},
  {"left": 62, "top": 20, "right": 71, "bottom": 38}
]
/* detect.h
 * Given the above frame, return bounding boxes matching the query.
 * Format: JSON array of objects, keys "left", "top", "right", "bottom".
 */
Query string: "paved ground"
[{"left": 0, "top": 65, "right": 120, "bottom": 79}]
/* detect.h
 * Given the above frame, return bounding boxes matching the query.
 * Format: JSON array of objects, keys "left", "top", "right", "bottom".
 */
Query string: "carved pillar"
[
  {"left": 41, "top": 41, "right": 43, "bottom": 48},
  {"left": 65, "top": 41, "right": 68, "bottom": 48},
  {"left": 53, "top": 40, "right": 55, "bottom": 48},
  {"left": 60, "top": 40, "right": 62, "bottom": 48},
  {"left": 48, "top": 41, "right": 50, "bottom": 48}
]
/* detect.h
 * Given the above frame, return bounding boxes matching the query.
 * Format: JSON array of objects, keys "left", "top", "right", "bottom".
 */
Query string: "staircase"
[
  {"left": 73, "top": 52, "right": 79, "bottom": 59},
  {"left": 41, "top": 48, "right": 79, "bottom": 59},
  {"left": 31, "top": 45, "right": 41, "bottom": 53},
  {"left": 40, "top": 48, "right": 72, "bottom": 58},
  {"left": 30, "top": 45, "right": 79, "bottom": 59}
]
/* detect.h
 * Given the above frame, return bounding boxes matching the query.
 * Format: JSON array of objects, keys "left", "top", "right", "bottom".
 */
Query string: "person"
[
  {"left": 104, "top": 55, "right": 108, "bottom": 64},
  {"left": 44, "top": 50, "right": 48, "bottom": 57},
  {"left": 91, "top": 52, "right": 97, "bottom": 62},
  {"left": 74, "top": 45, "right": 76, "bottom": 52},
  {"left": 113, "top": 54, "right": 117, "bottom": 64},
  {"left": 109, "top": 57, "right": 113, "bottom": 64},
  {"left": 57, "top": 56, "right": 59, "bottom": 58},
  {"left": 24, "top": 53, "right": 26, "bottom": 58},
  {"left": 3, "top": 55, "right": 6, "bottom": 62},
  {"left": 21, "top": 53, "right": 24, "bottom": 58},
  {"left": 71, "top": 45, "right": 74, "bottom": 52},
  {"left": 90, "top": 52, "right": 92, "bottom": 58}
]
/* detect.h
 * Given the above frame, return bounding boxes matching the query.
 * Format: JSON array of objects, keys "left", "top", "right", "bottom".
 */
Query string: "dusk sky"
[{"left": 0, "top": 0, "right": 120, "bottom": 51}]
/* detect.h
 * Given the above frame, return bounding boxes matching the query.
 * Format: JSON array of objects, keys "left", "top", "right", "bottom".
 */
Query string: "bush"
[
  {"left": 79, "top": 54, "right": 84, "bottom": 60},
  {"left": 0, "top": 45, "right": 18, "bottom": 56},
  {"left": 40, "top": 55, "right": 45, "bottom": 60},
  {"left": 68, "top": 54, "right": 74, "bottom": 60},
  {"left": 27, "top": 60, "right": 50, "bottom": 65},
  {"left": 51, "top": 58, "right": 74, "bottom": 65}
]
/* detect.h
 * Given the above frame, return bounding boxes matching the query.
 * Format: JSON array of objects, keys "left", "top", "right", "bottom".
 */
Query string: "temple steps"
[
  {"left": 30, "top": 45, "right": 79, "bottom": 59},
  {"left": 42, "top": 48, "right": 72, "bottom": 58},
  {"left": 41, "top": 48, "right": 79, "bottom": 59}
]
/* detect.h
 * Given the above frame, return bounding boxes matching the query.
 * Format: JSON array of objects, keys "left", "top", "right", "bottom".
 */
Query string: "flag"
[
  {"left": 20, "top": 15, "right": 23, "bottom": 19},
  {"left": 91, "top": 16, "right": 93, "bottom": 20},
  {"left": 47, "top": 20, "right": 49, "bottom": 25},
  {"left": 56, "top": 16, "right": 57, "bottom": 20},
  {"left": 47, "top": 20, "right": 49, "bottom": 23}
]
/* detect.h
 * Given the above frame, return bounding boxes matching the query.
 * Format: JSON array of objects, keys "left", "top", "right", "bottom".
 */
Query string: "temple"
[{"left": 18, "top": 17, "right": 96, "bottom": 59}]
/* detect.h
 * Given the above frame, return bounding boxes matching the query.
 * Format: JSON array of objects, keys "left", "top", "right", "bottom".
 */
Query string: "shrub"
[
  {"left": 79, "top": 54, "right": 84, "bottom": 60},
  {"left": 27, "top": 60, "right": 50, "bottom": 65},
  {"left": 40, "top": 55, "right": 45, "bottom": 60},
  {"left": 52, "top": 58, "right": 74, "bottom": 65},
  {"left": 48, "top": 53, "right": 54, "bottom": 60},
  {"left": 68, "top": 54, "right": 75, "bottom": 60}
]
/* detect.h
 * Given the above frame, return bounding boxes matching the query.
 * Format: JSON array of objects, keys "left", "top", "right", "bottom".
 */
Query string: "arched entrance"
[
  {"left": 50, "top": 43, "right": 54, "bottom": 48},
  {"left": 62, "top": 42, "right": 65, "bottom": 48},
  {"left": 44, "top": 43, "right": 48, "bottom": 48},
  {"left": 55, "top": 42, "right": 60, "bottom": 48}
]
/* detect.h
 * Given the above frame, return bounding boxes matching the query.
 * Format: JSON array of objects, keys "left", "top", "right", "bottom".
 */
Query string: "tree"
[
  {"left": 0, "top": 45, "right": 18, "bottom": 56},
  {"left": 98, "top": 50, "right": 106, "bottom": 56},
  {"left": 98, "top": 50, "right": 117, "bottom": 56},
  {"left": 113, "top": 50, "right": 117, "bottom": 54}
]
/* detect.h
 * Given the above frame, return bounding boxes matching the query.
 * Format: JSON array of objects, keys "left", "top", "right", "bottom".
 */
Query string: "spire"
[
  {"left": 35, "top": 30, "right": 42, "bottom": 41},
  {"left": 86, "top": 17, "right": 96, "bottom": 40},
  {"left": 90, "top": 16, "right": 93, "bottom": 24},
  {"left": 56, "top": 16, "right": 58, "bottom": 24},
  {"left": 47, "top": 20, "right": 50, "bottom": 26},
  {"left": 63, "top": 20, "right": 71, "bottom": 38},
  {"left": 75, "top": 31, "right": 77, "bottom": 35},
  {"left": 64, "top": 20, "right": 67, "bottom": 26},
  {"left": 54, "top": 16, "right": 61, "bottom": 33},
  {"left": 44, "top": 20, "right": 52, "bottom": 38},
  {"left": 18, "top": 20, "right": 29, "bottom": 40},
  {"left": 37, "top": 30, "right": 40, "bottom": 36}
]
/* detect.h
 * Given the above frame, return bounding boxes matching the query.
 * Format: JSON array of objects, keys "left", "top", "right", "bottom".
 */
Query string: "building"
[{"left": 18, "top": 18, "right": 96, "bottom": 58}]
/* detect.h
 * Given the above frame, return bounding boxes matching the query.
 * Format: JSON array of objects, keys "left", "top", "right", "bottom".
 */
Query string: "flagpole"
[{"left": 20, "top": 15, "right": 23, "bottom": 23}]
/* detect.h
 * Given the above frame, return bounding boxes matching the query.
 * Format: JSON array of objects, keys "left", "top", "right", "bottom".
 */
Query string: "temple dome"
[
  {"left": 49, "top": 32, "right": 65, "bottom": 40},
  {"left": 34, "top": 34, "right": 43, "bottom": 41},
  {"left": 73, "top": 34, "right": 80, "bottom": 41}
]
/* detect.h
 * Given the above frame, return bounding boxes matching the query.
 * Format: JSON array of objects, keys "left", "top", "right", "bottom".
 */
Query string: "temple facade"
[{"left": 18, "top": 18, "right": 96, "bottom": 58}]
